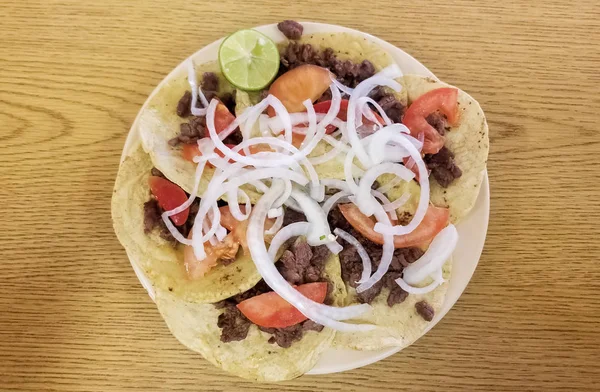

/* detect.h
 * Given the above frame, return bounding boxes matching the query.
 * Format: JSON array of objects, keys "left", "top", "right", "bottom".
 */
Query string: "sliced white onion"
[
  {"left": 325, "top": 240, "right": 343, "bottom": 255},
  {"left": 320, "top": 179, "right": 351, "bottom": 192},
  {"left": 376, "top": 176, "right": 402, "bottom": 194},
  {"left": 396, "top": 275, "right": 442, "bottom": 295},
  {"left": 272, "top": 179, "right": 292, "bottom": 209},
  {"left": 334, "top": 228, "right": 372, "bottom": 284},
  {"left": 356, "top": 204, "right": 394, "bottom": 293},
  {"left": 267, "top": 207, "right": 283, "bottom": 218},
  {"left": 267, "top": 95, "right": 293, "bottom": 143},
  {"left": 371, "top": 190, "right": 398, "bottom": 222},
  {"left": 267, "top": 221, "right": 310, "bottom": 260},
  {"left": 381, "top": 192, "right": 410, "bottom": 212},
  {"left": 226, "top": 188, "right": 251, "bottom": 222},
  {"left": 344, "top": 150, "right": 360, "bottom": 194},
  {"left": 251, "top": 183, "right": 374, "bottom": 328},
  {"left": 301, "top": 99, "right": 317, "bottom": 147},
  {"left": 369, "top": 126, "right": 430, "bottom": 236},
  {"left": 403, "top": 225, "right": 458, "bottom": 285},
  {"left": 346, "top": 72, "right": 402, "bottom": 167},
  {"left": 321, "top": 191, "right": 351, "bottom": 217},
  {"left": 355, "top": 162, "right": 414, "bottom": 217},
  {"left": 331, "top": 76, "right": 354, "bottom": 96},
  {"left": 265, "top": 211, "right": 284, "bottom": 236},
  {"left": 357, "top": 96, "right": 392, "bottom": 126},
  {"left": 187, "top": 60, "right": 208, "bottom": 115},
  {"left": 290, "top": 188, "right": 334, "bottom": 246}
]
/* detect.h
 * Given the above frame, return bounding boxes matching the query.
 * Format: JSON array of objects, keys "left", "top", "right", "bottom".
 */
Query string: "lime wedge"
[{"left": 219, "top": 29, "right": 280, "bottom": 91}]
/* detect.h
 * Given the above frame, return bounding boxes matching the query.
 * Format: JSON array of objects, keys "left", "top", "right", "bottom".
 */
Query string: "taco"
[
  {"left": 155, "top": 240, "right": 347, "bottom": 382},
  {"left": 112, "top": 145, "right": 265, "bottom": 303},
  {"left": 112, "top": 19, "right": 489, "bottom": 380}
]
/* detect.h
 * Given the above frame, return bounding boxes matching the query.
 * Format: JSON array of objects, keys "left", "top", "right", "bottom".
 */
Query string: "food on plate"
[{"left": 112, "top": 20, "right": 489, "bottom": 381}]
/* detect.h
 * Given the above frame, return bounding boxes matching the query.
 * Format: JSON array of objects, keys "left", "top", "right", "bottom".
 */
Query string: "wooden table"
[{"left": 1, "top": 1, "right": 599, "bottom": 391}]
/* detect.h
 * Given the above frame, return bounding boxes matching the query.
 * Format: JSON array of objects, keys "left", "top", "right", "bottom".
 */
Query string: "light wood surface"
[{"left": 1, "top": 1, "right": 599, "bottom": 391}]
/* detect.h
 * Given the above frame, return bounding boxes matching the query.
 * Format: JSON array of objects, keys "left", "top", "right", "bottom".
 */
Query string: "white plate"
[{"left": 121, "top": 22, "right": 490, "bottom": 375}]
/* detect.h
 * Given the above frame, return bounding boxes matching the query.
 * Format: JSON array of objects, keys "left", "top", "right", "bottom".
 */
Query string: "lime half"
[{"left": 219, "top": 29, "right": 280, "bottom": 91}]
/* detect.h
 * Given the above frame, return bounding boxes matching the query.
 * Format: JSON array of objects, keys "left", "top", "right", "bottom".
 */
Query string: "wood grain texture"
[{"left": 1, "top": 0, "right": 599, "bottom": 390}]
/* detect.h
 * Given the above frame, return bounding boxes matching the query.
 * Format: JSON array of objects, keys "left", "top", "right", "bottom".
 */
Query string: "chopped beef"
[
  {"left": 267, "top": 324, "right": 304, "bottom": 348},
  {"left": 302, "top": 320, "right": 324, "bottom": 332},
  {"left": 217, "top": 304, "right": 252, "bottom": 342},
  {"left": 368, "top": 86, "right": 405, "bottom": 123},
  {"left": 283, "top": 208, "right": 307, "bottom": 226},
  {"left": 176, "top": 90, "right": 192, "bottom": 117},
  {"left": 279, "top": 240, "right": 330, "bottom": 285},
  {"left": 357, "top": 280, "right": 384, "bottom": 304},
  {"left": 201, "top": 72, "right": 219, "bottom": 92},
  {"left": 426, "top": 112, "right": 449, "bottom": 136},
  {"left": 377, "top": 94, "right": 405, "bottom": 123},
  {"left": 220, "top": 91, "right": 236, "bottom": 114},
  {"left": 222, "top": 129, "right": 244, "bottom": 146},
  {"left": 150, "top": 167, "right": 165, "bottom": 178},
  {"left": 415, "top": 300, "right": 434, "bottom": 321},
  {"left": 331, "top": 205, "right": 423, "bottom": 306},
  {"left": 168, "top": 116, "right": 206, "bottom": 146},
  {"left": 277, "top": 20, "right": 303, "bottom": 40},
  {"left": 280, "top": 42, "right": 376, "bottom": 88},
  {"left": 425, "top": 146, "right": 462, "bottom": 187}
]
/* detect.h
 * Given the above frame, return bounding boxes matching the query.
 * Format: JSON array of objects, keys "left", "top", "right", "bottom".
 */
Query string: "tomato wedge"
[
  {"left": 214, "top": 101, "right": 236, "bottom": 135},
  {"left": 148, "top": 176, "right": 189, "bottom": 226},
  {"left": 267, "top": 64, "right": 332, "bottom": 115},
  {"left": 237, "top": 282, "right": 328, "bottom": 328},
  {"left": 218, "top": 205, "right": 276, "bottom": 251},
  {"left": 402, "top": 88, "right": 459, "bottom": 155},
  {"left": 338, "top": 203, "right": 449, "bottom": 248},
  {"left": 183, "top": 230, "right": 239, "bottom": 279}
]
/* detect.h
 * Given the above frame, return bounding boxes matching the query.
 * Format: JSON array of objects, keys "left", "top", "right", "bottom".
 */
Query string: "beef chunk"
[
  {"left": 168, "top": 116, "right": 206, "bottom": 146},
  {"left": 217, "top": 305, "right": 251, "bottom": 342},
  {"left": 368, "top": 86, "right": 405, "bottom": 123},
  {"left": 425, "top": 146, "right": 462, "bottom": 187},
  {"left": 143, "top": 199, "right": 162, "bottom": 235},
  {"left": 426, "top": 112, "right": 449, "bottom": 136},
  {"left": 222, "top": 129, "right": 244, "bottom": 145},
  {"left": 283, "top": 208, "right": 307, "bottom": 226},
  {"left": 201, "top": 72, "right": 219, "bottom": 92},
  {"left": 267, "top": 324, "right": 304, "bottom": 348},
  {"left": 277, "top": 20, "right": 303, "bottom": 40},
  {"left": 279, "top": 250, "right": 302, "bottom": 285},
  {"left": 378, "top": 94, "right": 405, "bottom": 123},
  {"left": 357, "top": 60, "right": 376, "bottom": 82},
  {"left": 415, "top": 300, "right": 434, "bottom": 321},
  {"left": 278, "top": 240, "right": 330, "bottom": 285},
  {"left": 176, "top": 90, "right": 192, "bottom": 117},
  {"left": 356, "top": 280, "right": 383, "bottom": 304},
  {"left": 387, "top": 285, "right": 409, "bottom": 307},
  {"left": 302, "top": 320, "right": 324, "bottom": 332},
  {"left": 150, "top": 167, "right": 165, "bottom": 178}
]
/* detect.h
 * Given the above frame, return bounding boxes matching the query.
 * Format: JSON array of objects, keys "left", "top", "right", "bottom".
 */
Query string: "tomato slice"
[
  {"left": 402, "top": 88, "right": 459, "bottom": 155},
  {"left": 183, "top": 230, "right": 239, "bottom": 279},
  {"left": 237, "top": 282, "right": 328, "bottom": 328},
  {"left": 219, "top": 205, "right": 276, "bottom": 251},
  {"left": 148, "top": 176, "right": 189, "bottom": 226},
  {"left": 338, "top": 203, "right": 449, "bottom": 248},
  {"left": 214, "top": 101, "right": 236, "bottom": 135},
  {"left": 268, "top": 64, "right": 332, "bottom": 115}
]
